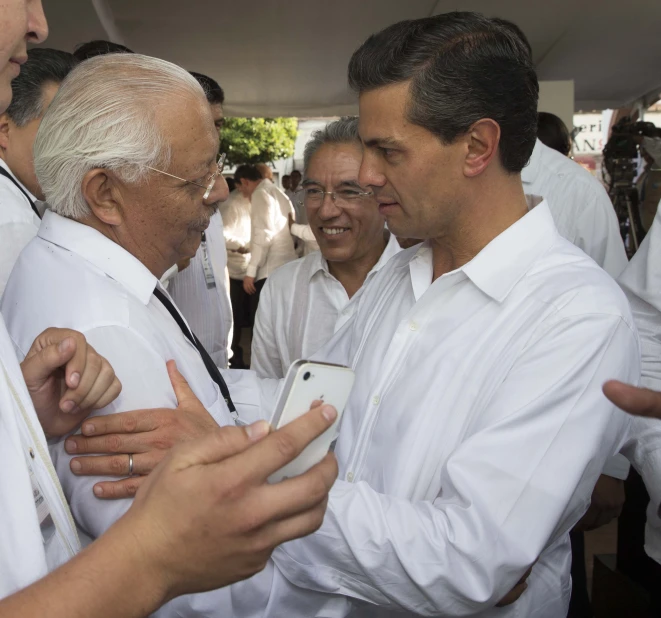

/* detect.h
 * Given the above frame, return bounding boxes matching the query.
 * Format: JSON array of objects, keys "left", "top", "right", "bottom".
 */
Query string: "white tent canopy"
[{"left": 42, "top": 0, "right": 661, "bottom": 117}]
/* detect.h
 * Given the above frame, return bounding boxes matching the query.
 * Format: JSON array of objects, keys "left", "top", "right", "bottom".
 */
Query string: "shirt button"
[
  {"left": 409, "top": 322, "right": 418, "bottom": 331},
  {"left": 29, "top": 448, "right": 35, "bottom": 459},
  {"left": 347, "top": 472, "right": 354, "bottom": 482},
  {"left": 372, "top": 395, "right": 380, "bottom": 405}
]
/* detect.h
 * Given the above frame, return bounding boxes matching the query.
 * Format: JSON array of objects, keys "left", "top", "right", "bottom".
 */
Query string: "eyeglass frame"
[
  {"left": 146, "top": 152, "right": 227, "bottom": 200},
  {"left": 294, "top": 185, "right": 374, "bottom": 207}
]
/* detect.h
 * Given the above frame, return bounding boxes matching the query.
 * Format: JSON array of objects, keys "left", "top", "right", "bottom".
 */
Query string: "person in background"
[
  {"left": 0, "top": 2, "right": 337, "bottom": 616},
  {"left": 220, "top": 183, "right": 252, "bottom": 368},
  {"left": 167, "top": 71, "right": 233, "bottom": 367},
  {"left": 252, "top": 116, "right": 401, "bottom": 379},
  {"left": 72, "top": 39, "right": 133, "bottom": 61},
  {"left": 601, "top": 200, "right": 661, "bottom": 616},
  {"left": 282, "top": 174, "right": 291, "bottom": 191},
  {"left": 234, "top": 163, "right": 296, "bottom": 312},
  {"left": 0, "top": 47, "right": 77, "bottom": 295},
  {"left": 537, "top": 111, "right": 572, "bottom": 157}
]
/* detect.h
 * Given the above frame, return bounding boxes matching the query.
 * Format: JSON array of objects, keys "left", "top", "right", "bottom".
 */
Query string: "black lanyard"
[
  {"left": 0, "top": 167, "right": 41, "bottom": 219},
  {"left": 152, "top": 286, "right": 238, "bottom": 419}
]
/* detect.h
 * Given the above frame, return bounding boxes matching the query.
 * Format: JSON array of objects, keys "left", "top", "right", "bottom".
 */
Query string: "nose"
[
  {"left": 27, "top": 0, "right": 49, "bottom": 45},
  {"left": 358, "top": 150, "right": 387, "bottom": 191},
  {"left": 316, "top": 193, "right": 343, "bottom": 221},
  {"left": 206, "top": 175, "right": 229, "bottom": 204}
]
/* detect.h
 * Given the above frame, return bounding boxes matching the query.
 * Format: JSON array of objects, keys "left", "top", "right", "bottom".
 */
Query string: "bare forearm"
[{"left": 0, "top": 518, "right": 167, "bottom": 618}]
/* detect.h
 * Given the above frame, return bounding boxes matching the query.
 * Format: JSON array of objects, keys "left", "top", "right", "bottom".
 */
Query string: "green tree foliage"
[{"left": 221, "top": 117, "right": 298, "bottom": 166}]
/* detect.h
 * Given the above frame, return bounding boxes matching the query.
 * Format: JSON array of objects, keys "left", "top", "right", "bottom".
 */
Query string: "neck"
[
  {"left": 431, "top": 175, "right": 529, "bottom": 281},
  {"left": 328, "top": 232, "right": 388, "bottom": 298},
  {"left": 82, "top": 215, "right": 173, "bottom": 279}
]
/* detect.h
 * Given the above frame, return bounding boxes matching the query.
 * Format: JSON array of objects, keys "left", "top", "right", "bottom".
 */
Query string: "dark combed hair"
[
  {"left": 73, "top": 40, "right": 134, "bottom": 61},
  {"left": 347, "top": 12, "right": 539, "bottom": 173},
  {"left": 537, "top": 112, "right": 571, "bottom": 157},
  {"left": 6, "top": 48, "right": 78, "bottom": 126},
  {"left": 190, "top": 71, "right": 225, "bottom": 105},
  {"left": 234, "top": 164, "right": 262, "bottom": 183}
]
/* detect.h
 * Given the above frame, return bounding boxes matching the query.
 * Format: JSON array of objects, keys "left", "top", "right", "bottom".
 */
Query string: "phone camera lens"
[{"left": 303, "top": 371, "right": 311, "bottom": 381}]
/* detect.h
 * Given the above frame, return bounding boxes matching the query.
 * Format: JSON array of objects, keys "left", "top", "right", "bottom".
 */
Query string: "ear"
[
  {"left": 0, "top": 113, "right": 11, "bottom": 151},
  {"left": 463, "top": 119, "right": 501, "bottom": 178},
  {"left": 81, "top": 168, "right": 125, "bottom": 226}
]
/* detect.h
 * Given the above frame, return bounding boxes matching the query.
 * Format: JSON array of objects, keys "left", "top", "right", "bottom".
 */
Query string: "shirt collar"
[
  {"left": 0, "top": 158, "right": 38, "bottom": 203},
  {"left": 405, "top": 196, "right": 556, "bottom": 303},
  {"left": 38, "top": 210, "right": 158, "bottom": 305},
  {"left": 309, "top": 231, "right": 401, "bottom": 281},
  {"left": 461, "top": 196, "right": 555, "bottom": 302},
  {"left": 521, "top": 139, "right": 543, "bottom": 185}
]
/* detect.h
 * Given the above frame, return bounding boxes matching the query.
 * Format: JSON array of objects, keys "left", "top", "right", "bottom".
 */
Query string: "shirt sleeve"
[
  {"left": 0, "top": 222, "right": 38, "bottom": 297},
  {"left": 273, "top": 314, "right": 638, "bottom": 615},
  {"left": 48, "top": 325, "right": 227, "bottom": 539},
  {"left": 246, "top": 190, "right": 275, "bottom": 278},
  {"left": 250, "top": 278, "right": 285, "bottom": 379},
  {"left": 291, "top": 223, "right": 316, "bottom": 243},
  {"left": 572, "top": 181, "right": 628, "bottom": 279}
]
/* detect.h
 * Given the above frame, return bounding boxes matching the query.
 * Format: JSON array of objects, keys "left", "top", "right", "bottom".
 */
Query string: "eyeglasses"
[
  {"left": 295, "top": 186, "right": 373, "bottom": 206},
  {"left": 146, "top": 152, "right": 227, "bottom": 200}
]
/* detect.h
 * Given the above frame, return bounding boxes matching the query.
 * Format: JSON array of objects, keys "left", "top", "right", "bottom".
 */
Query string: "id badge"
[
  {"left": 27, "top": 461, "right": 56, "bottom": 545},
  {"left": 201, "top": 239, "right": 216, "bottom": 289}
]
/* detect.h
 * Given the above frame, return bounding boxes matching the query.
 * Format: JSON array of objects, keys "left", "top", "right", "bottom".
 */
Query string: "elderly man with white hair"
[{"left": 0, "top": 52, "right": 342, "bottom": 618}]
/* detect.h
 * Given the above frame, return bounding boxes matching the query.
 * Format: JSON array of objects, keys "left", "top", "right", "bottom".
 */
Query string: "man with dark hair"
[
  {"left": 167, "top": 70, "right": 233, "bottom": 367},
  {"left": 537, "top": 111, "right": 572, "bottom": 157},
  {"left": 189, "top": 71, "right": 224, "bottom": 131},
  {"left": 72, "top": 39, "right": 133, "bottom": 61},
  {"left": 235, "top": 163, "right": 296, "bottom": 304},
  {"left": 265, "top": 12, "right": 637, "bottom": 617},
  {"left": 0, "top": 47, "right": 77, "bottom": 293}
]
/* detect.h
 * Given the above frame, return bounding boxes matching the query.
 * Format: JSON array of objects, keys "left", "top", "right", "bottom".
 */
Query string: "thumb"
[
  {"left": 167, "top": 360, "right": 198, "bottom": 407},
  {"left": 22, "top": 337, "right": 77, "bottom": 390}
]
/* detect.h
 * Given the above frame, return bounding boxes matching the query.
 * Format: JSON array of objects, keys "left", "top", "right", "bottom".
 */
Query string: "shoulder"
[
  {"left": 1, "top": 237, "right": 134, "bottom": 350},
  {"left": 0, "top": 179, "right": 36, "bottom": 226},
  {"left": 525, "top": 237, "right": 634, "bottom": 329},
  {"left": 539, "top": 145, "right": 609, "bottom": 199},
  {"left": 266, "top": 255, "right": 316, "bottom": 290}
]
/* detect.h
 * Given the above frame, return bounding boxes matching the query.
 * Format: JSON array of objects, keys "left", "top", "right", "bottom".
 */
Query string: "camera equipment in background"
[{"left": 602, "top": 118, "right": 661, "bottom": 258}]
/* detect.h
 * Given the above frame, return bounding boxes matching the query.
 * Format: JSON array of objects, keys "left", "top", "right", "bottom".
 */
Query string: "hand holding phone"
[{"left": 268, "top": 360, "right": 355, "bottom": 483}]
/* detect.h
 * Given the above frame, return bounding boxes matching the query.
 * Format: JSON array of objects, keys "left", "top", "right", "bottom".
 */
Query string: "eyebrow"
[
  {"left": 302, "top": 178, "right": 364, "bottom": 190},
  {"left": 361, "top": 136, "right": 403, "bottom": 149}
]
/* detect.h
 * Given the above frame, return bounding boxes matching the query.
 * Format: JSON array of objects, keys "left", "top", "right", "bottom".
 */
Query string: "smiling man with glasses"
[{"left": 251, "top": 117, "right": 401, "bottom": 379}]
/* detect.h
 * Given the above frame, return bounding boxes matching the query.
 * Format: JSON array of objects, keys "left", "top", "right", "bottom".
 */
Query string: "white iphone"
[{"left": 268, "top": 360, "right": 355, "bottom": 483}]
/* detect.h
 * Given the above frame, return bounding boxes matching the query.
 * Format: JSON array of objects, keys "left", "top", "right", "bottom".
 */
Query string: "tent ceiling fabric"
[{"left": 42, "top": 0, "right": 661, "bottom": 117}]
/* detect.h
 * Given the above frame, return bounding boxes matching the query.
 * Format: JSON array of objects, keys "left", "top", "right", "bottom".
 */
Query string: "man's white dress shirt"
[
  {"left": 270, "top": 197, "right": 639, "bottom": 617},
  {"left": 247, "top": 179, "right": 297, "bottom": 281},
  {"left": 0, "top": 315, "right": 80, "bottom": 599},
  {"left": 523, "top": 139, "right": 631, "bottom": 480},
  {"left": 168, "top": 211, "right": 232, "bottom": 368},
  {"left": 252, "top": 232, "right": 401, "bottom": 379},
  {"left": 617, "top": 198, "right": 661, "bottom": 565},
  {"left": 0, "top": 159, "right": 40, "bottom": 297},
  {"left": 220, "top": 190, "right": 252, "bottom": 280}
]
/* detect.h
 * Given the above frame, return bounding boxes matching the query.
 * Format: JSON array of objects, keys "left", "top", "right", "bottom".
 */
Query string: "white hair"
[{"left": 34, "top": 54, "right": 206, "bottom": 220}]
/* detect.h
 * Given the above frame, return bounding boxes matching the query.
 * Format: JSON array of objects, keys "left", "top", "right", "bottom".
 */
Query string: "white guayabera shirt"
[
  {"left": 0, "top": 159, "right": 40, "bottom": 297},
  {"left": 1, "top": 209, "right": 281, "bottom": 617},
  {"left": 617, "top": 198, "right": 661, "bottom": 566},
  {"left": 168, "top": 211, "right": 233, "bottom": 368},
  {"left": 251, "top": 232, "right": 401, "bottom": 379},
  {"left": 246, "top": 179, "right": 297, "bottom": 281},
  {"left": 0, "top": 315, "right": 80, "bottom": 600},
  {"left": 269, "top": 197, "right": 639, "bottom": 618}
]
